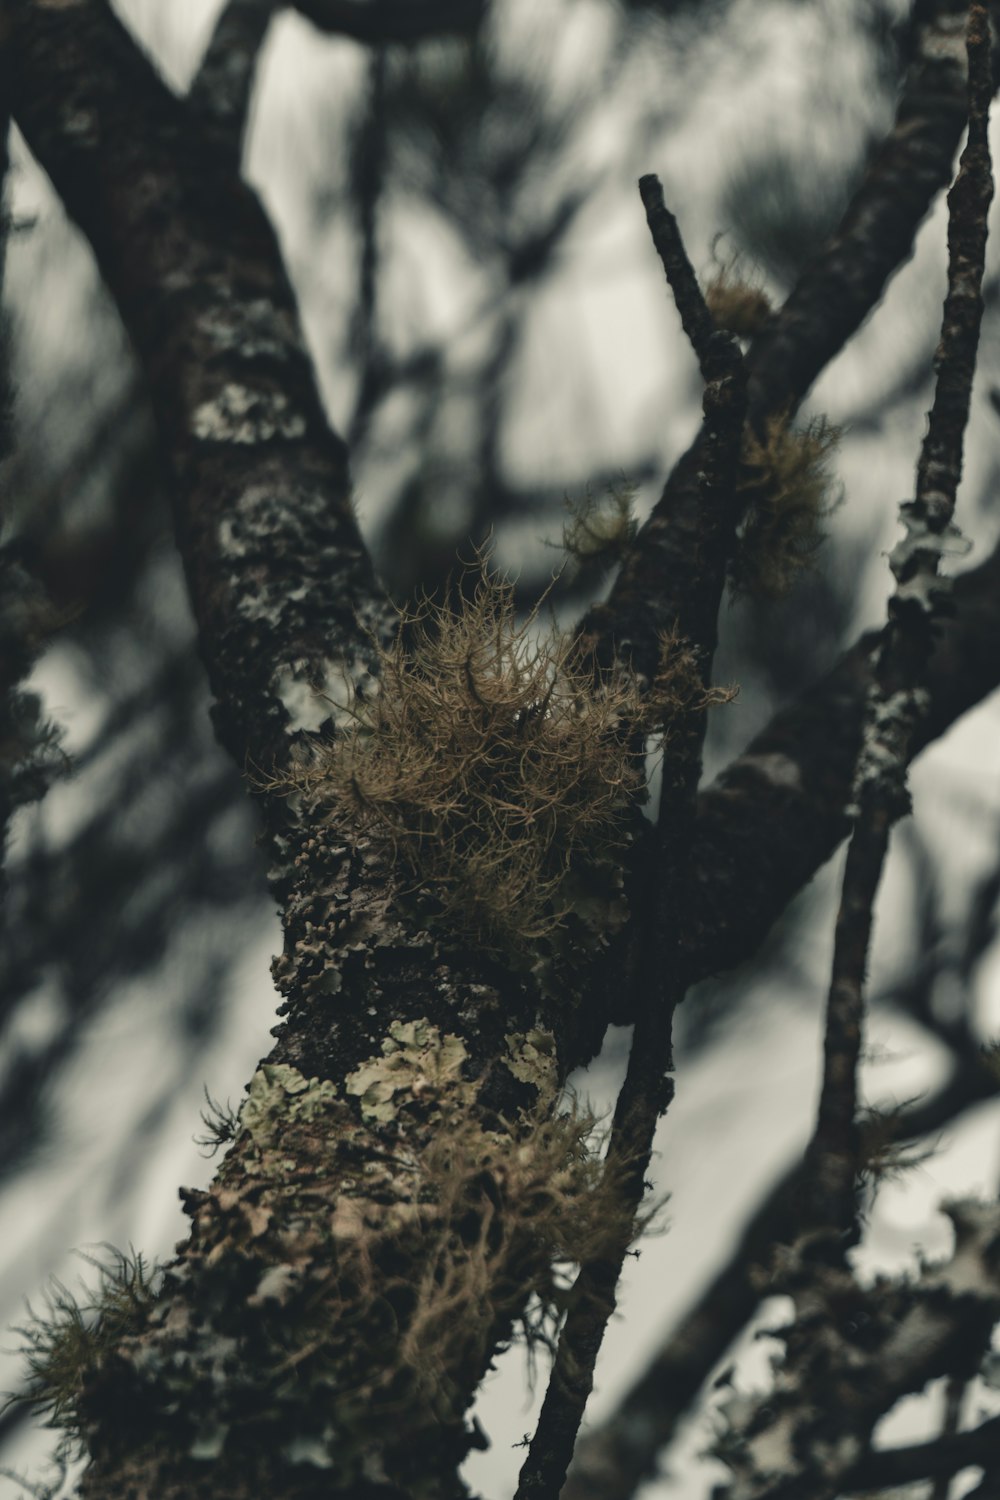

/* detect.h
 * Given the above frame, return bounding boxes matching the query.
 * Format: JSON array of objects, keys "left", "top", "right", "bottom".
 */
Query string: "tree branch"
[
  {"left": 846, "top": 1389, "right": 1000, "bottom": 1490},
  {"left": 800, "top": 0, "right": 991, "bottom": 1239},
  {"left": 9, "top": 0, "right": 392, "bottom": 786},
  {"left": 5, "top": 14, "right": 649, "bottom": 1497},
  {"left": 584, "top": 0, "right": 988, "bottom": 682},
  {"left": 718, "top": 1200, "right": 1000, "bottom": 1500},
  {"left": 186, "top": 0, "right": 272, "bottom": 169},
  {"left": 637, "top": 174, "right": 717, "bottom": 375},
  {"left": 682, "top": 524, "right": 1000, "bottom": 989},
  {"left": 188, "top": 0, "right": 485, "bottom": 171}
]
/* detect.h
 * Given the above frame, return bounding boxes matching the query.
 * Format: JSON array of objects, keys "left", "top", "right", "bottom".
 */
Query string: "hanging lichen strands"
[{"left": 274, "top": 563, "right": 729, "bottom": 966}]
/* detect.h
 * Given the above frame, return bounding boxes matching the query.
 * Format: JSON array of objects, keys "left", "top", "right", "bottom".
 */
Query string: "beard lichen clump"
[
  {"left": 704, "top": 268, "right": 773, "bottom": 338},
  {"left": 284, "top": 569, "right": 703, "bottom": 963},
  {"left": 730, "top": 412, "right": 842, "bottom": 598}
]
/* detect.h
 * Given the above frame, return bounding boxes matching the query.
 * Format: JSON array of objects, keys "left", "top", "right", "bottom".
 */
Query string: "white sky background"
[{"left": 3, "top": 0, "right": 1000, "bottom": 1496}]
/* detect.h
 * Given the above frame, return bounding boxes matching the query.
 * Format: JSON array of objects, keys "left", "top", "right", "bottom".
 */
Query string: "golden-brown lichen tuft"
[
  {"left": 704, "top": 266, "right": 773, "bottom": 338},
  {"left": 562, "top": 481, "right": 638, "bottom": 571},
  {"left": 275, "top": 566, "right": 720, "bottom": 962},
  {"left": 730, "top": 412, "right": 842, "bottom": 598}
]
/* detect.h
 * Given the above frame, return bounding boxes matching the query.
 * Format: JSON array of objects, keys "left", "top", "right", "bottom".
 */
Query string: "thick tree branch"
[
  {"left": 9, "top": 0, "right": 389, "bottom": 785},
  {"left": 683, "top": 529, "right": 1000, "bottom": 987},
  {"left": 5, "top": 12, "right": 636, "bottom": 1498}
]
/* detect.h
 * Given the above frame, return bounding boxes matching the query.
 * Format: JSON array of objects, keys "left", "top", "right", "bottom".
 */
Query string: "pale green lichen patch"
[
  {"left": 346, "top": 1019, "right": 468, "bottom": 1123},
  {"left": 240, "top": 1063, "right": 340, "bottom": 1149},
  {"left": 11, "top": 1043, "right": 642, "bottom": 1486},
  {"left": 505, "top": 1028, "right": 559, "bottom": 1095},
  {"left": 191, "top": 383, "right": 307, "bottom": 445}
]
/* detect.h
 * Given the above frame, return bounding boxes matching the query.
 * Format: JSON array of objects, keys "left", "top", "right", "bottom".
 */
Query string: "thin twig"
[
  {"left": 638, "top": 174, "right": 717, "bottom": 375},
  {"left": 588, "top": 0, "right": 982, "bottom": 686},
  {"left": 803, "top": 0, "right": 993, "bottom": 1242},
  {"left": 515, "top": 184, "right": 746, "bottom": 1500}
]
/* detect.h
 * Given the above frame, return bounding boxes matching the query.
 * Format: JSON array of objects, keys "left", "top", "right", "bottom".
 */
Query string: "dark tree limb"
[
  {"left": 293, "top": 0, "right": 485, "bottom": 41},
  {"left": 746, "top": 0, "right": 993, "bottom": 422},
  {"left": 584, "top": 0, "right": 989, "bottom": 683},
  {"left": 846, "top": 1415, "right": 1000, "bottom": 1491},
  {"left": 637, "top": 174, "right": 717, "bottom": 375},
  {"left": 3, "top": 11, "right": 642, "bottom": 1497},
  {"left": 186, "top": 0, "right": 272, "bottom": 169},
  {"left": 189, "top": 0, "right": 483, "bottom": 174},
  {"left": 682, "top": 524, "right": 1000, "bottom": 988}
]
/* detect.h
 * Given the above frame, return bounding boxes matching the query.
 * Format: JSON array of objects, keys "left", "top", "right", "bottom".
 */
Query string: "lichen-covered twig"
[
  {"left": 707, "top": 13, "right": 999, "bottom": 1498},
  {"left": 563, "top": 912, "right": 1000, "bottom": 1500},
  {"left": 563, "top": 975, "right": 1000, "bottom": 1500},
  {"left": 719, "top": 1201, "right": 1000, "bottom": 1500},
  {"left": 681, "top": 526, "right": 1000, "bottom": 986},
  {"left": 805, "top": 0, "right": 992, "bottom": 1241}
]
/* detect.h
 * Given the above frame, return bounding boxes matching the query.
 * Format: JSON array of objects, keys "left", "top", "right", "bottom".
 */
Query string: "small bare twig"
[{"left": 638, "top": 174, "right": 717, "bottom": 375}]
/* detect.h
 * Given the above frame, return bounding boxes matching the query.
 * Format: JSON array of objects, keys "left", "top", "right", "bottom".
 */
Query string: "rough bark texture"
[
  {"left": 8, "top": 5, "right": 626, "bottom": 1497},
  {"left": 8, "top": 1, "right": 1000, "bottom": 1497}
]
